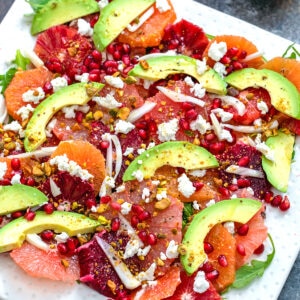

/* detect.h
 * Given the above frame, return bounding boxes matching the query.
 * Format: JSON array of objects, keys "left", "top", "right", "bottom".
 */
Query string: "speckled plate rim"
[{"left": 0, "top": 0, "right": 299, "bottom": 299}]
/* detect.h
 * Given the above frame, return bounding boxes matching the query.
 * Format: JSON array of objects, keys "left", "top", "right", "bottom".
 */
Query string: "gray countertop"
[{"left": 0, "top": 0, "right": 299, "bottom": 299}]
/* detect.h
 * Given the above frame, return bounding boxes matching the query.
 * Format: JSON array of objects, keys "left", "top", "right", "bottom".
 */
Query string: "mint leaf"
[
  {"left": 282, "top": 43, "right": 300, "bottom": 59},
  {"left": 182, "top": 203, "right": 193, "bottom": 228},
  {"left": 230, "top": 234, "right": 275, "bottom": 289}
]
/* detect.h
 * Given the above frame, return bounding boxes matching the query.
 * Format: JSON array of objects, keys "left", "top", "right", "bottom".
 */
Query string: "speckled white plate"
[{"left": 0, "top": 1, "right": 299, "bottom": 299}]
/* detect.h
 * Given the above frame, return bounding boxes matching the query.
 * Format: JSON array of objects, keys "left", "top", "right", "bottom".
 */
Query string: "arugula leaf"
[
  {"left": 25, "top": 0, "right": 51, "bottom": 12},
  {"left": 230, "top": 234, "right": 275, "bottom": 289},
  {"left": 282, "top": 43, "right": 300, "bottom": 59},
  {"left": 13, "top": 50, "right": 31, "bottom": 71},
  {"left": 182, "top": 203, "right": 193, "bottom": 228}
]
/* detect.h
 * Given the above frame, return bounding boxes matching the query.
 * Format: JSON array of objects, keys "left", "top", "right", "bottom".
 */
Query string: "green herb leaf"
[
  {"left": 0, "top": 68, "right": 17, "bottom": 93},
  {"left": 25, "top": 0, "right": 51, "bottom": 12},
  {"left": 13, "top": 50, "right": 31, "bottom": 70},
  {"left": 182, "top": 203, "right": 193, "bottom": 228},
  {"left": 282, "top": 43, "right": 300, "bottom": 59},
  {"left": 230, "top": 234, "right": 275, "bottom": 289}
]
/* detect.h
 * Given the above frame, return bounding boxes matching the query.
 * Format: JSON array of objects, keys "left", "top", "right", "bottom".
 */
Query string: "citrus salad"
[{"left": 0, "top": 0, "right": 300, "bottom": 299}]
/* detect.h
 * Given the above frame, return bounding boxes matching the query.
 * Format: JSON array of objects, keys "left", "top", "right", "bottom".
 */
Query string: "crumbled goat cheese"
[
  {"left": 156, "top": 189, "right": 167, "bottom": 201},
  {"left": 49, "top": 154, "right": 93, "bottom": 181},
  {"left": 55, "top": 232, "right": 69, "bottom": 243},
  {"left": 189, "top": 169, "right": 206, "bottom": 177},
  {"left": 206, "top": 199, "right": 216, "bottom": 207},
  {"left": 3, "top": 121, "right": 24, "bottom": 137},
  {"left": 196, "top": 58, "right": 208, "bottom": 75},
  {"left": 17, "top": 104, "right": 34, "bottom": 121},
  {"left": 104, "top": 75, "right": 124, "bottom": 89},
  {"left": 160, "top": 252, "right": 167, "bottom": 260},
  {"left": 177, "top": 173, "right": 196, "bottom": 198},
  {"left": 11, "top": 173, "right": 21, "bottom": 185},
  {"left": 213, "top": 61, "right": 227, "bottom": 77},
  {"left": 49, "top": 177, "right": 62, "bottom": 197},
  {"left": 137, "top": 263, "right": 156, "bottom": 282},
  {"left": 137, "top": 245, "right": 151, "bottom": 257},
  {"left": 184, "top": 76, "right": 206, "bottom": 98},
  {"left": 142, "top": 187, "right": 151, "bottom": 201},
  {"left": 0, "top": 162, "right": 7, "bottom": 180},
  {"left": 157, "top": 118, "right": 179, "bottom": 142},
  {"left": 22, "top": 87, "right": 45, "bottom": 104},
  {"left": 116, "top": 184, "right": 126, "bottom": 193},
  {"left": 62, "top": 104, "right": 89, "bottom": 118},
  {"left": 123, "top": 238, "right": 140, "bottom": 259},
  {"left": 190, "top": 115, "right": 212, "bottom": 135},
  {"left": 208, "top": 41, "right": 227, "bottom": 61},
  {"left": 75, "top": 73, "right": 89, "bottom": 83},
  {"left": 132, "top": 170, "right": 144, "bottom": 182},
  {"left": 166, "top": 240, "right": 179, "bottom": 259},
  {"left": 156, "top": 0, "right": 171, "bottom": 12},
  {"left": 77, "top": 18, "right": 93, "bottom": 36},
  {"left": 123, "top": 147, "right": 134, "bottom": 156},
  {"left": 45, "top": 118, "right": 57, "bottom": 137},
  {"left": 51, "top": 76, "right": 68, "bottom": 92},
  {"left": 98, "top": 0, "right": 108, "bottom": 10},
  {"left": 193, "top": 271, "right": 210, "bottom": 293},
  {"left": 114, "top": 120, "right": 135, "bottom": 134},
  {"left": 121, "top": 202, "right": 132, "bottom": 215},
  {"left": 224, "top": 221, "right": 235, "bottom": 234},
  {"left": 193, "top": 201, "right": 200, "bottom": 210},
  {"left": 255, "top": 134, "right": 275, "bottom": 161},
  {"left": 257, "top": 101, "right": 269, "bottom": 114},
  {"left": 92, "top": 94, "right": 122, "bottom": 109}
]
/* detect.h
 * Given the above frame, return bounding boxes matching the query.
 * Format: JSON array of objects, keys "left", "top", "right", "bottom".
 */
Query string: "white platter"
[{"left": 0, "top": 0, "right": 299, "bottom": 299}]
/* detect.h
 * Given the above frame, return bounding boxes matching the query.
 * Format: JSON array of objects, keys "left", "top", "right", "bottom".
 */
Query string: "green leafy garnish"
[
  {"left": 13, "top": 50, "right": 31, "bottom": 71},
  {"left": 182, "top": 203, "right": 193, "bottom": 228},
  {"left": 230, "top": 234, "right": 275, "bottom": 289},
  {"left": 25, "top": 0, "right": 51, "bottom": 12},
  {"left": 282, "top": 43, "right": 300, "bottom": 59}
]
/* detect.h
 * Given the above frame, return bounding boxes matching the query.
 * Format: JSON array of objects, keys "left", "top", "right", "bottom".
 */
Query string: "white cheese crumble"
[
  {"left": 121, "top": 202, "right": 132, "bottom": 215},
  {"left": 208, "top": 41, "right": 227, "bottom": 61},
  {"left": 136, "top": 263, "right": 156, "bottom": 282},
  {"left": 75, "top": 72, "right": 89, "bottom": 83},
  {"left": 132, "top": 170, "right": 144, "bottom": 182},
  {"left": 166, "top": 240, "right": 179, "bottom": 259},
  {"left": 157, "top": 118, "right": 179, "bottom": 142},
  {"left": 17, "top": 104, "right": 34, "bottom": 121},
  {"left": 156, "top": 189, "right": 167, "bottom": 201},
  {"left": 77, "top": 18, "right": 93, "bottom": 36},
  {"left": 92, "top": 94, "right": 122, "bottom": 109},
  {"left": 196, "top": 58, "right": 208, "bottom": 75},
  {"left": 104, "top": 75, "right": 124, "bottom": 89},
  {"left": 193, "top": 271, "right": 210, "bottom": 293},
  {"left": 55, "top": 232, "right": 69, "bottom": 243},
  {"left": 257, "top": 101, "right": 269, "bottom": 114},
  {"left": 142, "top": 187, "right": 151, "bottom": 202},
  {"left": 11, "top": 173, "right": 21, "bottom": 185},
  {"left": 51, "top": 76, "right": 68, "bottom": 92},
  {"left": 160, "top": 252, "right": 167, "bottom": 260},
  {"left": 26, "top": 233, "right": 49, "bottom": 251},
  {"left": 0, "top": 162, "right": 7, "bottom": 180},
  {"left": 123, "top": 238, "right": 140, "bottom": 259},
  {"left": 62, "top": 104, "right": 89, "bottom": 118},
  {"left": 123, "top": 147, "right": 134, "bottom": 156},
  {"left": 224, "top": 221, "right": 235, "bottom": 234},
  {"left": 184, "top": 76, "right": 206, "bottom": 98},
  {"left": 22, "top": 87, "right": 45, "bottom": 104},
  {"left": 49, "top": 177, "right": 62, "bottom": 197},
  {"left": 206, "top": 199, "right": 216, "bottom": 207},
  {"left": 49, "top": 154, "right": 93, "bottom": 181},
  {"left": 137, "top": 245, "right": 151, "bottom": 257},
  {"left": 254, "top": 134, "right": 275, "bottom": 161},
  {"left": 98, "top": 0, "right": 109, "bottom": 10},
  {"left": 213, "top": 61, "right": 227, "bottom": 77},
  {"left": 114, "top": 120, "right": 135, "bottom": 134},
  {"left": 45, "top": 118, "right": 57, "bottom": 137},
  {"left": 177, "top": 173, "right": 196, "bottom": 198},
  {"left": 3, "top": 121, "right": 24, "bottom": 137},
  {"left": 156, "top": 0, "right": 171, "bottom": 13},
  {"left": 193, "top": 200, "right": 200, "bottom": 210},
  {"left": 189, "top": 169, "right": 206, "bottom": 177},
  {"left": 190, "top": 115, "right": 212, "bottom": 134},
  {"left": 116, "top": 184, "right": 126, "bottom": 193}
]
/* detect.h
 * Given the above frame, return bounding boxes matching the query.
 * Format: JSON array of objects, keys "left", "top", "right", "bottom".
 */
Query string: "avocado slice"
[
  {"left": 0, "top": 211, "right": 100, "bottom": 253},
  {"left": 128, "top": 55, "right": 227, "bottom": 95},
  {"left": 93, "top": 0, "right": 156, "bottom": 51},
  {"left": 262, "top": 131, "right": 295, "bottom": 192},
  {"left": 225, "top": 68, "right": 300, "bottom": 119},
  {"left": 180, "top": 198, "right": 262, "bottom": 275},
  {"left": 30, "top": 0, "right": 100, "bottom": 35},
  {"left": 24, "top": 82, "right": 104, "bottom": 152},
  {"left": 122, "top": 141, "right": 219, "bottom": 181},
  {"left": 0, "top": 184, "right": 48, "bottom": 216}
]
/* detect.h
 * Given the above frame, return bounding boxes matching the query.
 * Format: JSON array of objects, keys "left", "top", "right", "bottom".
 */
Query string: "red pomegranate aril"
[
  {"left": 205, "top": 133, "right": 216, "bottom": 142},
  {"left": 147, "top": 233, "right": 157, "bottom": 245},
  {"left": 220, "top": 55, "right": 231, "bottom": 64},
  {"left": 237, "top": 223, "right": 249, "bottom": 236},
  {"left": 89, "top": 72, "right": 100, "bottom": 82},
  {"left": 25, "top": 210, "right": 36, "bottom": 221},
  {"left": 103, "top": 60, "right": 118, "bottom": 69},
  {"left": 202, "top": 261, "right": 214, "bottom": 273},
  {"left": 89, "top": 62, "right": 100, "bottom": 70},
  {"left": 227, "top": 47, "right": 239, "bottom": 58},
  {"left": 228, "top": 184, "right": 238, "bottom": 191},
  {"left": 135, "top": 121, "right": 148, "bottom": 129},
  {"left": 67, "top": 237, "right": 78, "bottom": 253},
  {"left": 85, "top": 198, "right": 96, "bottom": 209},
  {"left": 237, "top": 178, "right": 251, "bottom": 188},
  {"left": 100, "top": 195, "right": 111, "bottom": 204},
  {"left": 57, "top": 242, "right": 68, "bottom": 255},
  {"left": 211, "top": 98, "right": 221, "bottom": 109},
  {"left": 179, "top": 118, "right": 190, "bottom": 130},
  {"left": 168, "top": 39, "right": 180, "bottom": 50},
  {"left": 193, "top": 181, "right": 204, "bottom": 191},
  {"left": 0, "top": 179, "right": 11, "bottom": 186},
  {"left": 279, "top": 196, "right": 290, "bottom": 211},
  {"left": 138, "top": 210, "right": 151, "bottom": 221},
  {"left": 122, "top": 43, "right": 131, "bottom": 54},
  {"left": 41, "top": 230, "right": 54, "bottom": 241},
  {"left": 106, "top": 67, "right": 118, "bottom": 75},
  {"left": 204, "top": 242, "right": 214, "bottom": 254},
  {"left": 107, "top": 43, "right": 116, "bottom": 54},
  {"left": 254, "top": 243, "right": 265, "bottom": 255},
  {"left": 138, "top": 230, "right": 148, "bottom": 243},
  {"left": 185, "top": 109, "right": 198, "bottom": 120},
  {"left": 238, "top": 156, "right": 250, "bottom": 167},
  {"left": 75, "top": 111, "right": 84, "bottom": 123},
  {"left": 218, "top": 254, "right": 228, "bottom": 267},
  {"left": 131, "top": 215, "right": 140, "bottom": 227},
  {"left": 264, "top": 190, "right": 273, "bottom": 203},
  {"left": 131, "top": 56, "right": 139, "bottom": 65},
  {"left": 100, "top": 140, "right": 110, "bottom": 149},
  {"left": 138, "top": 129, "right": 148, "bottom": 140},
  {"left": 232, "top": 61, "right": 243, "bottom": 70},
  {"left": 11, "top": 211, "right": 23, "bottom": 219},
  {"left": 131, "top": 204, "right": 144, "bottom": 215},
  {"left": 218, "top": 186, "right": 231, "bottom": 198},
  {"left": 122, "top": 65, "right": 134, "bottom": 75},
  {"left": 209, "top": 141, "right": 225, "bottom": 154},
  {"left": 148, "top": 119, "right": 158, "bottom": 132},
  {"left": 11, "top": 158, "right": 21, "bottom": 171},
  {"left": 182, "top": 102, "right": 195, "bottom": 111},
  {"left": 43, "top": 203, "right": 54, "bottom": 214},
  {"left": 110, "top": 201, "right": 121, "bottom": 211},
  {"left": 238, "top": 50, "right": 248, "bottom": 59},
  {"left": 46, "top": 61, "right": 63, "bottom": 73},
  {"left": 111, "top": 217, "right": 121, "bottom": 231},
  {"left": 236, "top": 244, "right": 246, "bottom": 256},
  {"left": 122, "top": 54, "right": 131, "bottom": 66},
  {"left": 113, "top": 50, "right": 122, "bottom": 60},
  {"left": 206, "top": 269, "right": 219, "bottom": 281},
  {"left": 91, "top": 50, "right": 102, "bottom": 62},
  {"left": 43, "top": 81, "right": 53, "bottom": 94},
  {"left": 271, "top": 195, "right": 282, "bottom": 207}
]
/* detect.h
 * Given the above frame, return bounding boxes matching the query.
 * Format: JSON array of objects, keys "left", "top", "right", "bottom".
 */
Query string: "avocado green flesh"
[
  {"left": 262, "top": 131, "right": 295, "bottom": 192},
  {"left": 0, "top": 211, "right": 100, "bottom": 253},
  {"left": 225, "top": 68, "right": 300, "bottom": 120},
  {"left": 31, "top": 0, "right": 100, "bottom": 35},
  {"left": 24, "top": 82, "right": 104, "bottom": 152},
  {"left": 181, "top": 198, "right": 262, "bottom": 275},
  {"left": 129, "top": 55, "right": 227, "bottom": 95},
  {"left": 122, "top": 141, "right": 219, "bottom": 181},
  {"left": 93, "top": 0, "right": 156, "bottom": 51},
  {"left": 0, "top": 184, "right": 48, "bottom": 215}
]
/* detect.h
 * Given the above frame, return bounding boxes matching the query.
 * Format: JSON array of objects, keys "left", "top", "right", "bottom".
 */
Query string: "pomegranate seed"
[
  {"left": 112, "top": 50, "right": 121, "bottom": 60},
  {"left": 238, "top": 50, "right": 247, "bottom": 59},
  {"left": 122, "top": 65, "right": 134, "bottom": 75},
  {"left": 111, "top": 217, "right": 121, "bottom": 231},
  {"left": 138, "top": 210, "right": 151, "bottom": 221},
  {"left": 0, "top": 179, "right": 11, "bottom": 186},
  {"left": 185, "top": 109, "right": 198, "bottom": 120},
  {"left": 89, "top": 72, "right": 100, "bottom": 82},
  {"left": 238, "top": 156, "right": 250, "bottom": 167},
  {"left": 202, "top": 261, "right": 214, "bottom": 273},
  {"left": 89, "top": 62, "right": 100, "bottom": 70},
  {"left": 43, "top": 81, "right": 53, "bottom": 94},
  {"left": 131, "top": 215, "right": 140, "bottom": 227},
  {"left": 209, "top": 141, "right": 225, "bottom": 155},
  {"left": 57, "top": 242, "right": 68, "bottom": 255},
  {"left": 232, "top": 61, "right": 243, "bottom": 70},
  {"left": 138, "top": 129, "right": 148, "bottom": 140},
  {"left": 237, "top": 178, "right": 251, "bottom": 188},
  {"left": 264, "top": 190, "right": 274, "bottom": 203},
  {"left": 218, "top": 186, "right": 231, "bottom": 198},
  {"left": 211, "top": 98, "right": 221, "bottom": 109},
  {"left": 122, "top": 54, "right": 131, "bottom": 66},
  {"left": 11, "top": 158, "right": 21, "bottom": 171},
  {"left": 205, "top": 133, "right": 216, "bottom": 141},
  {"left": 100, "top": 195, "right": 111, "bottom": 204},
  {"left": 138, "top": 230, "right": 148, "bottom": 243},
  {"left": 147, "top": 233, "right": 157, "bottom": 245},
  {"left": 110, "top": 202, "right": 121, "bottom": 211},
  {"left": 26, "top": 177, "right": 35, "bottom": 186},
  {"left": 237, "top": 224, "right": 249, "bottom": 236},
  {"left": 75, "top": 111, "right": 84, "bottom": 123},
  {"left": 11, "top": 211, "right": 23, "bottom": 219},
  {"left": 168, "top": 39, "right": 180, "bottom": 50},
  {"left": 218, "top": 254, "right": 228, "bottom": 267},
  {"left": 236, "top": 244, "right": 246, "bottom": 256},
  {"left": 66, "top": 237, "right": 78, "bottom": 253},
  {"left": 182, "top": 102, "right": 195, "bottom": 111},
  {"left": 254, "top": 243, "right": 265, "bottom": 255},
  {"left": 43, "top": 203, "right": 54, "bottom": 214},
  {"left": 271, "top": 195, "right": 282, "bottom": 207},
  {"left": 131, "top": 56, "right": 139, "bottom": 65},
  {"left": 41, "top": 230, "right": 54, "bottom": 241},
  {"left": 25, "top": 210, "right": 36, "bottom": 221},
  {"left": 193, "top": 181, "right": 204, "bottom": 191},
  {"left": 122, "top": 43, "right": 131, "bottom": 54},
  {"left": 135, "top": 121, "right": 148, "bottom": 129},
  {"left": 103, "top": 60, "right": 118, "bottom": 69},
  {"left": 279, "top": 196, "right": 290, "bottom": 211},
  {"left": 204, "top": 242, "right": 214, "bottom": 254},
  {"left": 0, "top": 216, "right": 3, "bottom": 224},
  {"left": 228, "top": 184, "right": 238, "bottom": 191},
  {"left": 179, "top": 118, "right": 190, "bottom": 130},
  {"left": 85, "top": 198, "right": 96, "bottom": 209},
  {"left": 107, "top": 43, "right": 116, "bottom": 54},
  {"left": 227, "top": 47, "right": 239, "bottom": 57},
  {"left": 132, "top": 204, "right": 144, "bottom": 215},
  {"left": 148, "top": 119, "right": 158, "bottom": 132},
  {"left": 220, "top": 55, "right": 231, "bottom": 64},
  {"left": 91, "top": 50, "right": 102, "bottom": 62},
  {"left": 206, "top": 269, "right": 219, "bottom": 281},
  {"left": 100, "top": 140, "right": 110, "bottom": 149}
]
